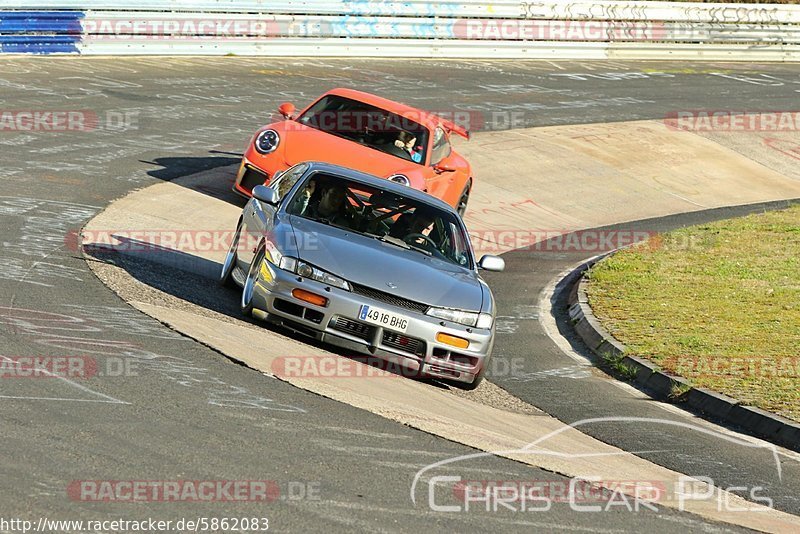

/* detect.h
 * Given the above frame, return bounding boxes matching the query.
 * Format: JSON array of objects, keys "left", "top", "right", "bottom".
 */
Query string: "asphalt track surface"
[{"left": 1, "top": 57, "right": 800, "bottom": 532}]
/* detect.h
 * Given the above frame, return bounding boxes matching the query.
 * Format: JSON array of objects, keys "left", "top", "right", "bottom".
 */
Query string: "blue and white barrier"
[
  {"left": 0, "top": 11, "right": 84, "bottom": 53},
  {"left": 1, "top": 1, "right": 800, "bottom": 59}
]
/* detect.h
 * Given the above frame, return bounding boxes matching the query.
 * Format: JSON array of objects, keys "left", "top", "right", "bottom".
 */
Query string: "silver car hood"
[{"left": 288, "top": 216, "right": 484, "bottom": 312}]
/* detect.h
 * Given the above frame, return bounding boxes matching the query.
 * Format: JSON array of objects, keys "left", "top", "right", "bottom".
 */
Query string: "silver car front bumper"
[{"left": 250, "top": 262, "right": 493, "bottom": 385}]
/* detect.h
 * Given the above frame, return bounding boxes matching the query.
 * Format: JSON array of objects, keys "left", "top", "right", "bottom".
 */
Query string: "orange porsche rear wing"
[{"left": 440, "top": 119, "right": 470, "bottom": 140}]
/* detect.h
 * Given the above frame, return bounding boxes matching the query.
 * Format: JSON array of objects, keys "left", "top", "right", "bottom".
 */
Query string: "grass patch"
[
  {"left": 669, "top": 381, "right": 692, "bottom": 402},
  {"left": 586, "top": 205, "right": 800, "bottom": 421},
  {"left": 600, "top": 352, "right": 639, "bottom": 381}
]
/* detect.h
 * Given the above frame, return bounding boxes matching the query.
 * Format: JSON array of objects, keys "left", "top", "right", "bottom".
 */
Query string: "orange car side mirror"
[
  {"left": 433, "top": 161, "right": 456, "bottom": 173},
  {"left": 278, "top": 102, "right": 296, "bottom": 119}
]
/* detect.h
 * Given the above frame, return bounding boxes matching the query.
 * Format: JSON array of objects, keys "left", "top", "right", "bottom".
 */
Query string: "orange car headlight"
[
  {"left": 255, "top": 129, "right": 280, "bottom": 154},
  {"left": 388, "top": 174, "right": 410, "bottom": 186}
]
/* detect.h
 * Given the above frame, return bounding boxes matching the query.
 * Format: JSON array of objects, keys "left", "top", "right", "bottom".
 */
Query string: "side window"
[
  {"left": 272, "top": 163, "right": 309, "bottom": 201},
  {"left": 448, "top": 221, "right": 469, "bottom": 267},
  {"left": 430, "top": 127, "right": 451, "bottom": 165}
]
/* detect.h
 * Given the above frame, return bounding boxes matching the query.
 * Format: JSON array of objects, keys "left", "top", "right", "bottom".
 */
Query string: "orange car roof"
[{"left": 323, "top": 88, "right": 470, "bottom": 139}]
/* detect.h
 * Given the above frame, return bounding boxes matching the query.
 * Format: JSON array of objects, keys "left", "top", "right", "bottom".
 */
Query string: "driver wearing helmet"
[
  {"left": 389, "top": 206, "right": 436, "bottom": 241},
  {"left": 301, "top": 179, "right": 355, "bottom": 228}
]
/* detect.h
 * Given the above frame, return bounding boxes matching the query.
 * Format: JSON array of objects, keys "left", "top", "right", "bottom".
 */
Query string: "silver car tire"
[
  {"left": 220, "top": 221, "right": 242, "bottom": 288},
  {"left": 241, "top": 247, "right": 265, "bottom": 316}
]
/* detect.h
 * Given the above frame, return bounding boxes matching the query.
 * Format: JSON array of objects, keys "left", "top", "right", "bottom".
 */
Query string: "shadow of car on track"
[
  {"left": 142, "top": 152, "right": 246, "bottom": 207},
  {"left": 83, "top": 238, "right": 453, "bottom": 390}
]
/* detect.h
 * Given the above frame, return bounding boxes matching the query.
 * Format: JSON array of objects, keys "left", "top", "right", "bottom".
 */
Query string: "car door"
[{"left": 239, "top": 163, "right": 308, "bottom": 269}]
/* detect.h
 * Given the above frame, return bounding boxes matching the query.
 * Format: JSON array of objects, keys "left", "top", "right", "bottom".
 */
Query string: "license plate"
[{"left": 358, "top": 305, "right": 409, "bottom": 333}]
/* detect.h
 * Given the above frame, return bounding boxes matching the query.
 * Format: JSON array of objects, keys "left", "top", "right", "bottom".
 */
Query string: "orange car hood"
[{"left": 279, "top": 124, "right": 420, "bottom": 177}]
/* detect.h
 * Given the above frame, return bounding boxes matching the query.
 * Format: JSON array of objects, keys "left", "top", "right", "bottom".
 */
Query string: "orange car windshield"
[{"left": 296, "top": 95, "right": 429, "bottom": 165}]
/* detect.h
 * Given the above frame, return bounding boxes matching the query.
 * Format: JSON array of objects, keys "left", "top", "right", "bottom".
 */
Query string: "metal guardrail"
[
  {"left": 1, "top": 1, "right": 800, "bottom": 58},
  {"left": 2, "top": 1, "right": 800, "bottom": 21}
]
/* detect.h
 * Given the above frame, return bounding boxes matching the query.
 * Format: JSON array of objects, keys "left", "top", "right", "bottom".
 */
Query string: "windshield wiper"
[
  {"left": 373, "top": 234, "right": 410, "bottom": 249},
  {"left": 374, "top": 235, "right": 433, "bottom": 257}
]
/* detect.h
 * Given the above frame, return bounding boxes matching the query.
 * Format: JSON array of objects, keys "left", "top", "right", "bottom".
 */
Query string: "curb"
[{"left": 566, "top": 258, "right": 800, "bottom": 453}]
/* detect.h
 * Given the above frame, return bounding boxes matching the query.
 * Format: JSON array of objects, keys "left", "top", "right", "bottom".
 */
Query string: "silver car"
[{"left": 220, "top": 161, "right": 504, "bottom": 389}]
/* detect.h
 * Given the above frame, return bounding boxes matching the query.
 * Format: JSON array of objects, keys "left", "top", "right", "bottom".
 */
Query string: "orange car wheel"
[{"left": 456, "top": 179, "right": 472, "bottom": 217}]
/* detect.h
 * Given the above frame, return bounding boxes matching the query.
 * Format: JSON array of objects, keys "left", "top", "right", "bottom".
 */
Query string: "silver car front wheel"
[
  {"left": 241, "top": 247, "right": 265, "bottom": 316},
  {"left": 220, "top": 221, "right": 242, "bottom": 288}
]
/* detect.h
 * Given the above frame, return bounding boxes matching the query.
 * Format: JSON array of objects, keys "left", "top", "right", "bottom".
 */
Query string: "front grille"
[
  {"left": 382, "top": 331, "right": 424, "bottom": 355},
  {"left": 240, "top": 166, "right": 269, "bottom": 192},
  {"left": 351, "top": 284, "right": 429, "bottom": 314},
  {"left": 330, "top": 317, "right": 372, "bottom": 341}
]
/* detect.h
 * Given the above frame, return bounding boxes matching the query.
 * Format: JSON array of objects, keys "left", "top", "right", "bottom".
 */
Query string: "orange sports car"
[{"left": 233, "top": 88, "right": 473, "bottom": 215}]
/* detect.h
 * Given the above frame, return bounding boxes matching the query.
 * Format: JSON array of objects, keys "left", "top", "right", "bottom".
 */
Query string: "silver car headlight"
[
  {"left": 255, "top": 129, "right": 280, "bottom": 154},
  {"left": 427, "top": 307, "right": 493, "bottom": 329},
  {"left": 279, "top": 257, "right": 350, "bottom": 291}
]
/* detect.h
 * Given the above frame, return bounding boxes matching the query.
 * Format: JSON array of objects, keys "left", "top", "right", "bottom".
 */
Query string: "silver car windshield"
[{"left": 287, "top": 173, "right": 472, "bottom": 269}]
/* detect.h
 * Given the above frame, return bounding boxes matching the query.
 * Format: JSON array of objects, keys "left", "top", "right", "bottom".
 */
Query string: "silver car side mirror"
[
  {"left": 252, "top": 185, "right": 280, "bottom": 205},
  {"left": 478, "top": 255, "right": 505, "bottom": 272}
]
